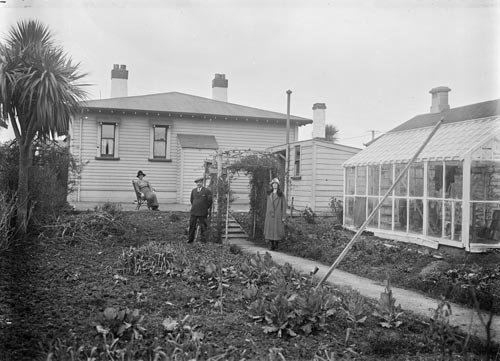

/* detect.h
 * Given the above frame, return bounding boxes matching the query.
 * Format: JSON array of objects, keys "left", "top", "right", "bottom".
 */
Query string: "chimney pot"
[{"left": 429, "top": 86, "right": 451, "bottom": 113}]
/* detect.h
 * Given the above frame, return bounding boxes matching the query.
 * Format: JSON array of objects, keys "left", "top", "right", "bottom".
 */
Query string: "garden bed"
[
  {"left": 0, "top": 209, "right": 497, "bottom": 360},
  {"left": 233, "top": 212, "right": 500, "bottom": 315}
]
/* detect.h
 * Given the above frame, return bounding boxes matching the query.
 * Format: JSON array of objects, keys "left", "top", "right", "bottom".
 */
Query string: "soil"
[{"left": 0, "top": 210, "right": 497, "bottom": 361}]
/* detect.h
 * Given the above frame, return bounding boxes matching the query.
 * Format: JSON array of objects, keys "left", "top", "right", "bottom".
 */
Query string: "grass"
[{"left": 0, "top": 209, "right": 498, "bottom": 360}]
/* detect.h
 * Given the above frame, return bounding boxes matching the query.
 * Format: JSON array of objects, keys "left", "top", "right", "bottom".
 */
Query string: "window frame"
[
  {"left": 294, "top": 145, "right": 301, "bottom": 176},
  {"left": 95, "top": 119, "right": 120, "bottom": 160},
  {"left": 149, "top": 121, "right": 172, "bottom": 162}
]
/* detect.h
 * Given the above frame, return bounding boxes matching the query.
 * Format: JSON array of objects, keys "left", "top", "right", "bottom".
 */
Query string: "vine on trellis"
[{"left": 209, "top": 149, "right": 284, "bottom": 239}]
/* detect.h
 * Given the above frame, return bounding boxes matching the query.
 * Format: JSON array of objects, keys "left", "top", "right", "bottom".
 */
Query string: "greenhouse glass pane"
[{"left": 357, "top": 167, "right": 366, "bottom": 195}]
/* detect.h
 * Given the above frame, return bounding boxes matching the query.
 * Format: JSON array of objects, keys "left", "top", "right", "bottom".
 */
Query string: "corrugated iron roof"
[
  {"left": 178, "top": 134, "right": 218, "bottom": 149},
  {"left": 344, "top": 116, "right": 500, "bottom": 166},
  {"left": 390, "top": 99, "right": 500, "bottom": 132},
  {"left": 82, "top": 92, "right": 312, "bottom": 125}
]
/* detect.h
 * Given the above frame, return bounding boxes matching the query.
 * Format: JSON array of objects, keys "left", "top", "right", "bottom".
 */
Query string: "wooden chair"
[{"left": 132, "top": 181, "right": 150, "bottom": 210}]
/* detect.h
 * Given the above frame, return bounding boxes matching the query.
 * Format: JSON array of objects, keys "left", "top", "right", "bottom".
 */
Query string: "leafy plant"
[
  {"left": 263, "top": 293, "right": 297, "bottom": 338},
  {"left": 96, "top": 307, "right": 146, "bottom": 341},
  {"left": 302, "top": 205, "right": 316, "bottom": 224},
  {"left": 328, "top": 197, "right": 343, "bottom": 224},
  {"left": 119, "top": 242, "right": 185, "bottom": 276},
  {"left": 427, "top": 297, "right": 462, "bottom": 359},
  {"left": 342, "top": 290, "right": 367, "bottom": 326},
  {"left": 293, "top": 287, "right": 340, "bottom": 335},
  {"left": 372, "top": 279, "right": 404, "bottom": 328}
]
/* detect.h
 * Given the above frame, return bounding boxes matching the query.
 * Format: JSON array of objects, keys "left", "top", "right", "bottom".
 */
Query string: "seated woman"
[{"left": 133, "top": 170, "right": 159, "bottom": 210}]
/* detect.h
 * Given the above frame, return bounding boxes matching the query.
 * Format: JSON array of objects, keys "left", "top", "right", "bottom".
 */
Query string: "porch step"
[{"left": 224, "top": 216, "right": 249, "bottom": 242}]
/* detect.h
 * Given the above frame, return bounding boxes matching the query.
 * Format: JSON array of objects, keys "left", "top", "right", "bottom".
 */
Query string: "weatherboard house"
[
  {"left": 68, "top": 66, "right": 312, "bottom": 205},
  {"left": 268, "top": 103, "right": 360, "bottom": 215},
  {"left": 343, "top": 87, "right": 500, "bottom": 252}
]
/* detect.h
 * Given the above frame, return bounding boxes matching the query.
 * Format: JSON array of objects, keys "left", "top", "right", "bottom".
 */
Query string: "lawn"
[{"left": 0, "top": 207, "right": 497, "bottom": 361}]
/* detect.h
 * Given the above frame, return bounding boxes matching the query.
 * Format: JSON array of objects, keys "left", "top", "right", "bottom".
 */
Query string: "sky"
[{"left": 0, "top": 0, "right": 499, "bottom": 148}]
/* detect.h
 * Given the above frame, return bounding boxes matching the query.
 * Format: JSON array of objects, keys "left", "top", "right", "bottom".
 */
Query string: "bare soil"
[{"left": 0, "top": 210, "right": 496, "bottom": 360}]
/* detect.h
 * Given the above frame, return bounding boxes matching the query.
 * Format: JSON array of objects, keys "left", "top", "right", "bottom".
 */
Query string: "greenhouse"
[{"left": 343, "top": 99, "right": 500, "bottom": 252}]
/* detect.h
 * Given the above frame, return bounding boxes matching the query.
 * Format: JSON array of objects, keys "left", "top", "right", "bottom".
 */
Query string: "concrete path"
[
  {"left": 73, "top": 201, "right": 499, "bottom": 343},
  {"left": 228, "top": 236, "right": 500, "bottom": 343}
]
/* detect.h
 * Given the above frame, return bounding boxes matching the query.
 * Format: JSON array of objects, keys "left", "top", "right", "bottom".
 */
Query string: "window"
[
  {"left": 149, "top": 122, "right": 172, "bottom": 161},
  {"left": 99, "top": 122, "right": 117, "bottom": 158},
  {"left": 294, "top": 145, "right": 301, "bottom": 176},
  {"left": 153, "top": 126, "right": 168, "bottom": 158}
]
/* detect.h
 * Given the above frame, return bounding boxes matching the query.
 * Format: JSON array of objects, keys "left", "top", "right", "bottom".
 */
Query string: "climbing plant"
[{"left": 226, "top": 150, "right": 284, "bottom": 238}]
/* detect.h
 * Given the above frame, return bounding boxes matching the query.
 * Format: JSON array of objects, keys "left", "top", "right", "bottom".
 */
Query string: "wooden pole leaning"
[{"left": 314, "top": 117, "right": 444, "bottom": 290}]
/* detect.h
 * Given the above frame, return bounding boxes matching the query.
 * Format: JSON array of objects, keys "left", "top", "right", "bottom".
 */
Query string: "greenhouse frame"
[{"left": 343, "top": 98, "right": 500, "bottom": 252}]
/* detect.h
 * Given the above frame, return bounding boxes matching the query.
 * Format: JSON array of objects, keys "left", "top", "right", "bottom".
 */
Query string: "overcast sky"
[{"left": 0, "top": 0, "right": 499, "bottom": 147}]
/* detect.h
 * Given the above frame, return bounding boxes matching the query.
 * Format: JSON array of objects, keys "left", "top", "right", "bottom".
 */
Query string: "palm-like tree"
[
  {"left": 325, "top": 124, "right": 339, "bottom": 143},
  {"left": 0, "top": 19, "right": 87, "bottom": 235}
]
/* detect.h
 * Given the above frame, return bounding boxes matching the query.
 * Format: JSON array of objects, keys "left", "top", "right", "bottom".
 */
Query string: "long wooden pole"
[
  {"left": 285, "top": 90, "right": 292, "bottom": 198},
  {"left": 315, "top": 117, "right": 444, "bottom": 290}
]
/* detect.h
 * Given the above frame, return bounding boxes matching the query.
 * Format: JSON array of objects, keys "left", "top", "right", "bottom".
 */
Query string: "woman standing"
[{"left": 264, "top": 178, "right": 287, "bottom": 250}]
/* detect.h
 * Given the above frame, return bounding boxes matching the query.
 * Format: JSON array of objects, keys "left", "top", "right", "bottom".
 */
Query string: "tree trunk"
[{"left": 16, "top": 142, "right": 32, "bottom": 237}]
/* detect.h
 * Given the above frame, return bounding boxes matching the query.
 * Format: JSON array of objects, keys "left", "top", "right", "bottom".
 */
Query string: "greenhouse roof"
[{"left": 344, "top": 116, "right": 500, "bottom": 166}]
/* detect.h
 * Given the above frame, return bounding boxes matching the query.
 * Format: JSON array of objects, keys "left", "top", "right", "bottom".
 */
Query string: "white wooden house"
[
  {"left": 343, "top": 87, "right": 500, "bottom": 252},
  {"left": 268, "top": 103, "right": 360, "bottom": 215},
  {"left": 68, "top": 69, "right": 312, "bottom": 205}
]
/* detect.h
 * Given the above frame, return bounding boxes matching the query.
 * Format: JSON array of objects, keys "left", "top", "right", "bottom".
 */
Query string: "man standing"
[{"left": 188, "top": 177, "right": 212, "bottom": 243}]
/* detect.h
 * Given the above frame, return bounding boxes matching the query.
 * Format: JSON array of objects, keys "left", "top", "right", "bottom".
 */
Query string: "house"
[
  {"left": 268, "top": 103, "right": 360, "bottom": 215},
  {"left": 68, "top": 66, "right": 312, "bottom": 205},
  {"left": 343, "top": 86, "right": 500, "bottom": 252}
]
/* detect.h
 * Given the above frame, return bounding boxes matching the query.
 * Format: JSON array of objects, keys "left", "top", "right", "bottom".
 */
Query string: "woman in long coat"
[{"left": 264, "top": 178, "right": 287, "bottom": 250}]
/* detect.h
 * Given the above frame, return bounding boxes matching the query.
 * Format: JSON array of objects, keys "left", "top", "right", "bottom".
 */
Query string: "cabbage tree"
[{"left": 0, "top": 20, "right": 87, "bottom": 235}]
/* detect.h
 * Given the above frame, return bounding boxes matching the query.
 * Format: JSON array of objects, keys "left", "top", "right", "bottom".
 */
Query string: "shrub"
[
  {"left": 119, "top": 242, "right": 188, "bottom": 276},
  {"left": 0, "top": 139, "right": 83, "bottom": 229},
  {"left": 0, "top": 191, "right": 16, "bottom": 252},
  {"left": 302, "top": 205, "right": 316, "bottom": 224}
]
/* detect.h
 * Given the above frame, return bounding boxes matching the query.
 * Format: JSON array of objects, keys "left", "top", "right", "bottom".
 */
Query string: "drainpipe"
[
  {"left": 285, "top": 90, "right": 292, "bottom": 204},
  {"left": 78, "top": 116, "right": 83, "bottom": 202}
]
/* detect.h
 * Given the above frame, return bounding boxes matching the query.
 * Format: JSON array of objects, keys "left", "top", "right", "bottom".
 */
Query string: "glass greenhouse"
[{"left": 343, "top": 100, "right": 500, "bottom": 252}]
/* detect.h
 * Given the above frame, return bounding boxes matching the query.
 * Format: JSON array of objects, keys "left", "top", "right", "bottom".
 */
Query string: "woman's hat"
[
  {"left": 137, "top": 170, "right": 146, "bottom": 177},
  {"left": 270, "top": 177, "right": 280, "bottom": 185}
]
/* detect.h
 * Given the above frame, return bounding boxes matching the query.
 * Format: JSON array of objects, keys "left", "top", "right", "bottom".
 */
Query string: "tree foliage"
[
  {"left": 0, "top": 19, "right": 87, "bottom": 235},
  {"left": 325, "top": 124, "right": 339, "bottom": 143}
]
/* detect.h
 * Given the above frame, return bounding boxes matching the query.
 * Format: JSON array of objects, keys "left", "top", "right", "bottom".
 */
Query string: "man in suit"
[{"left": 188, "top": 177, "right": 213, "bottom": 243}]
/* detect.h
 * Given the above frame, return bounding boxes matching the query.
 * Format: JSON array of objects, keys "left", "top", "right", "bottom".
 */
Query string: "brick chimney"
[
  {"left": 312, "top": 103, "right": 327, "bottom": 138},
  {"left": 111, "top": 64, "right": 128, "bottom": 98},
  {"left": 212, "top": 74, "right": 228, "bottom": 102},
  {"left": 429, "top": 86, "right": 451, "bottom": 113}
]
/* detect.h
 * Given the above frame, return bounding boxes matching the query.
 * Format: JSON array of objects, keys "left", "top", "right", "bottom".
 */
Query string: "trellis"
[{"left": 207, "top": 149, "right": 284, "bottom": 242}]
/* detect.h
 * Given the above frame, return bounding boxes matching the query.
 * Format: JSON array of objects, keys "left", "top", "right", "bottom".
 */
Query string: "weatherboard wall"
[{"left": 69, "top": 113, "right": 299, "bottom": 205}]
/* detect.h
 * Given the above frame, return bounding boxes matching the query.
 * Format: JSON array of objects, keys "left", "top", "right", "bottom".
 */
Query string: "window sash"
[
  {"left": 294, "top": 145, "right": 301, "bottom": 176},
  {"left": 153, "top": 126, "right": 168, "bottom": 158},
  {"left": 100, "top": 123, "right": 115, "bottom": 157}
]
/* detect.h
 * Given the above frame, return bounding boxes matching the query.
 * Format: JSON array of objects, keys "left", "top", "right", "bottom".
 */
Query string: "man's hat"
[
  {"left": 137, "top": 170, "right": 146, "bottom": 177},
  {"left": 194, "top": 177, "right": 204, "bottom": 183}
]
